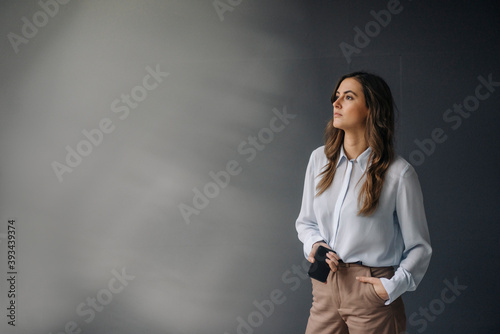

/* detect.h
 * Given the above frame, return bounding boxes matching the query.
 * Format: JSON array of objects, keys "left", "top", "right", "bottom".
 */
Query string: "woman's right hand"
[{"left": 308, "top": 241, "right": 340, "bottom": 272}]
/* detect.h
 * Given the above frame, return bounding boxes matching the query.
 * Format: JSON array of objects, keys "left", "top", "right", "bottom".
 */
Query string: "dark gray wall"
[{"left": 0, "top": 0, "right": 498, "bottom": 333}]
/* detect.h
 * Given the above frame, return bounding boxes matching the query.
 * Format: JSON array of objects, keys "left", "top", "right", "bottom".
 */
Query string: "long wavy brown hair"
[{"left": 316, "top": 72, "right": 395, "bottom": 216}]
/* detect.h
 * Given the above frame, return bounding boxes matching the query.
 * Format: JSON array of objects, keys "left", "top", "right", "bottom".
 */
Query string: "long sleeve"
[
  {"left": 295, "top": 151, "right": 325, "bottom": 258},
  {"left": 380, "top": 164, "right": 432, "bottom": 304}
]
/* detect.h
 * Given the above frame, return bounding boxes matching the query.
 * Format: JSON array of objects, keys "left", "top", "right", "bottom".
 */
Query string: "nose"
[{"left": 333, "top": 95, "right": 341, "bottom": 109}]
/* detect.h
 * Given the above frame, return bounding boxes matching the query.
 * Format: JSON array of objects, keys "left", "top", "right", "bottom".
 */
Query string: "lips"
[{"left": 334, "top": 113, "right": 342, "bottom": 117}]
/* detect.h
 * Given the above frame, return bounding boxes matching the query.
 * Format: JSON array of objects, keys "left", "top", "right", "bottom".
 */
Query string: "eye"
[{"left": 346, "top": 95, "right": 353, "bottom": 100}]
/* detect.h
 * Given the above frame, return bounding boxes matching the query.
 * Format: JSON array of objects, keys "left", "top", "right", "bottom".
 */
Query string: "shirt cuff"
[
  {"left": 303, "top": 236, "right": 326, "bottom": 259},
  {"left": 380, "top": 267, "right": 414, "bottom": 305}
]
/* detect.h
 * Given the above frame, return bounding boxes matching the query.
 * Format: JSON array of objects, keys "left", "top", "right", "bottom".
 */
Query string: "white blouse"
[{"left": 296, "top": 145, "right": 432, "bottom": 304}]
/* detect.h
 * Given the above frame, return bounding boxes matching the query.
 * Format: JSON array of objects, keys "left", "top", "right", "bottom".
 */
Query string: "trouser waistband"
[
  {"left": 337, "top": 260, "right": 363, "bottom": 267},
  {"left": 337, "top": 260, "right": 394, "bottom": 269}
]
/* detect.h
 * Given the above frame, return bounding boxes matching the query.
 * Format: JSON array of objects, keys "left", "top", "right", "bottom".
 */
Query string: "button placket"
[{"left": 332, "top": 159, "right": 355, "bottom": 246}]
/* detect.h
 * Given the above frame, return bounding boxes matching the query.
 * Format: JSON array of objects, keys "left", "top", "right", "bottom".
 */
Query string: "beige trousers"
[{"left": 305, "top": 263, "right": 406, "bottom": 334}]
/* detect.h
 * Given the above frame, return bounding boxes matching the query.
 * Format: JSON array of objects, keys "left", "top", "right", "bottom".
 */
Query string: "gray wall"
[{"left": 0, "top": 0, "right": 498, "bottom": 333}]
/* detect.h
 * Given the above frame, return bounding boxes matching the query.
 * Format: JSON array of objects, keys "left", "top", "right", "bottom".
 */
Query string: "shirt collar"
[{"left": 336, "top": 146, "right": 372, "bottom": 172}]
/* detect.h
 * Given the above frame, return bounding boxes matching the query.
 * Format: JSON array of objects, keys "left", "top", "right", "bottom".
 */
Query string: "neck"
[{"left": 343, "top": 130, "right": 368, "bottom": 160}]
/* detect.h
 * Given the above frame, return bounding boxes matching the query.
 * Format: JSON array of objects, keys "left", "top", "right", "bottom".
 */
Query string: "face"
[{"left": 332, "top": 78, "right": 369, "bottom": 133}]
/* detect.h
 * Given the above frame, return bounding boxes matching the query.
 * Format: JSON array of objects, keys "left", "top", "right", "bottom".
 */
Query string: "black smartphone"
[{"left": 308, "top": 246, "right": 335, "bottom": 283}]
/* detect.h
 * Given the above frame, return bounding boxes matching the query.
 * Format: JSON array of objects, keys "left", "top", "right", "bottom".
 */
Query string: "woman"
[{"left": 296, "top": 72, "right": 432, "bottom": 334}]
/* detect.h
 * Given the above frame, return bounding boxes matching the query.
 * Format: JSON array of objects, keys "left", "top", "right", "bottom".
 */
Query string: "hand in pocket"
[{"left": 355, "top": 276, "right": 389, "bottom": 301}]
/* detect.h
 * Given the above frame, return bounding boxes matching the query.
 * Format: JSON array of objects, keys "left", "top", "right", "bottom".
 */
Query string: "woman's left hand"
[{"left": 356, "top": 276, "right": 389, "bottom": 301}]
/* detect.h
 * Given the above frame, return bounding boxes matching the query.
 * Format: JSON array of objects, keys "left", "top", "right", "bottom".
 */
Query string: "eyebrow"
[{"left": 336, "top": 90, "right": 358, "bottom": 96}]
